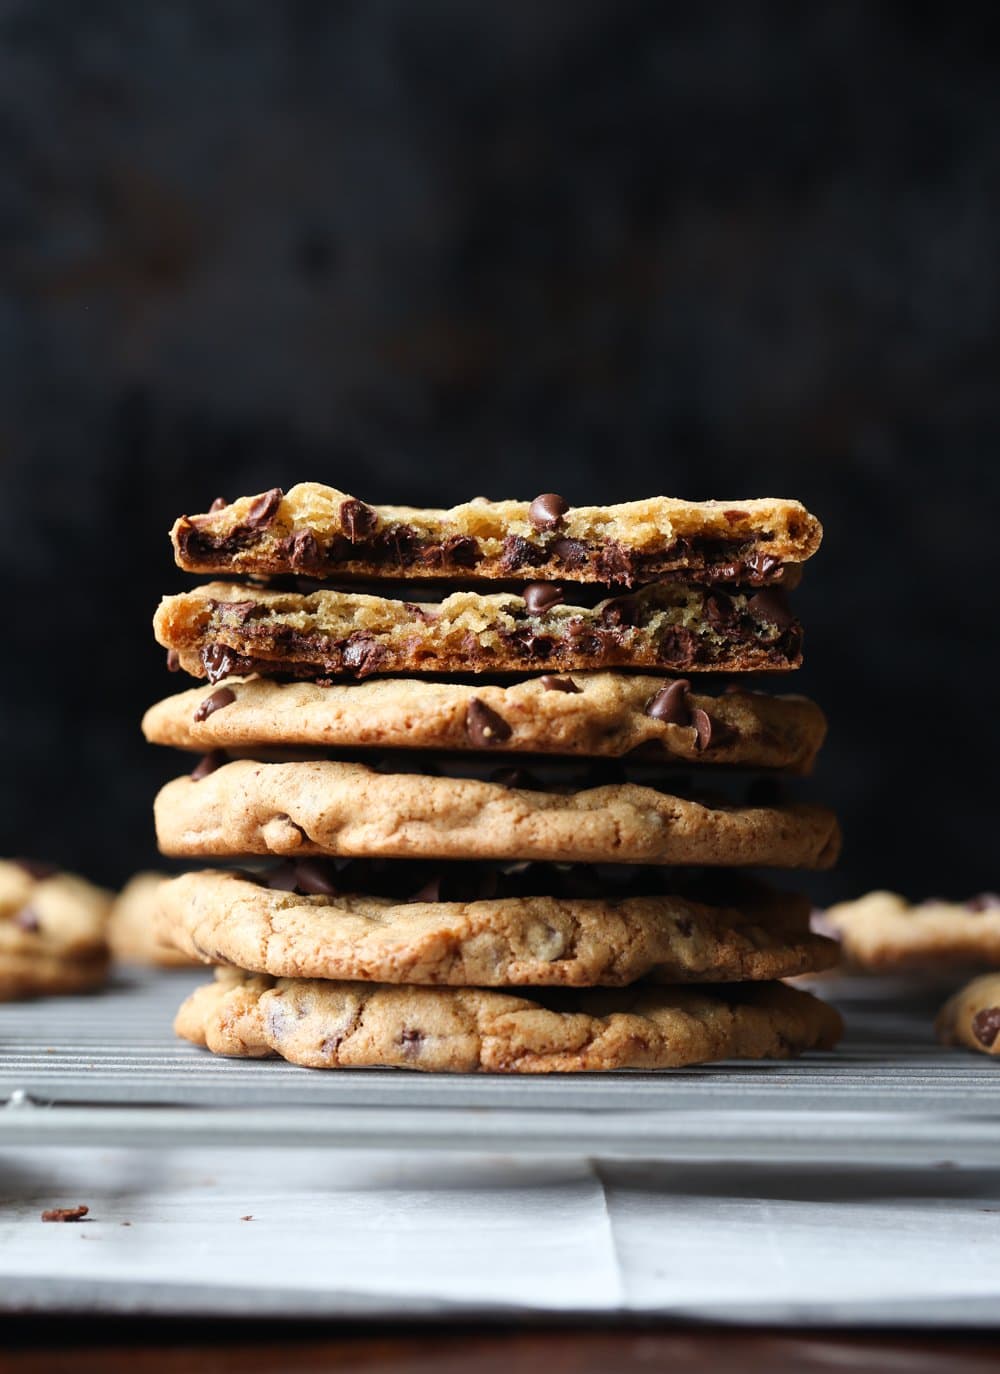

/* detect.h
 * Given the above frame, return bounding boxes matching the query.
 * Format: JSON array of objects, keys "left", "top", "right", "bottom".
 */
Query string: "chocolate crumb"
[
  {"left": 42, "top": 1205, "right": 89, "bottom": 1223},
  {"left": 340, "top": 498, "right": 378, "bottom": 541},
  {"left": 466, "top": 699, "right": 512, "bottom": 747},
  {"left": 241, "top": 1215, "right": 254, "bottom": 1222},
  {"left": 539, "top": 674, "right": 580, "bottom": 693},
  {"left": 972, "top": 1007, "right": 1000, "bottom": 1048},
  {"left": 528, "top": 492, "right": 569, "bottom": 530},
  {"left": 522, "top": 582, "right": 564, "bottom": 614},
  {"left": 645, "top": 680, "right": 692, "bottom": 725},
  {"left": 194, "top": 687, "right": 236, "bottom": 722}
]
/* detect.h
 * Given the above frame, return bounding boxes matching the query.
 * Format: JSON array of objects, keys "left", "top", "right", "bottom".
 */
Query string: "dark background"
[{"left": 1, "top": 0, "right": 997, "bottom": 902}]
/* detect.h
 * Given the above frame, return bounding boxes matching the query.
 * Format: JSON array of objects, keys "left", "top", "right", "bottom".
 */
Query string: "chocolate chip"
[
  {"left": 201, "top": 644, "right": 238, "bottom": 683},
  {"left": 747, "top": 587, "right": 795, "bottom": 630},
  {"left": 595, "top": 542, "right": 635, "bottom": 586},
  {"left": 399, "top": 1028, "right": 424, "bottom": 1057},
  {"left": 540, "top": 674, "right": 580, "bottom": 693},
  {"left": 645, "top": 680, "right": 692, "bottom": 725},
  {"left": 966, "top": 893, "right": 1000, "bottom": 912},
  {"left": 442, "top": 534, "right": 480, "bottom": 568},
  {"left": 14, "top": 906, "right": 40, "bottom": 933},
  {"left": 293, "top": 859, "right": 339, "bottom": 896},
  {"left": 190, "top": 749, "right": 227, "bottom": 781},
  {"left": 675, "top": 917, "right": 694, "bottom": 938},
  {"left": 746, "top": 551, "right": 781, "bottom": 580},
  {"left": 209, "top": 496, "right": 228, "bottom": 513},
  {"left": 193, "top": 687, "right": 236, "bottom": 722},
  {"left": 528, "top": 492, "right": 569, "bottom": 530},
  {"left": 342, "top": 633, "right": 386, "bottom": 678},
  {"left": 12, "top": 858, "right": 57, "bottom": 880},
  {"left": 500, "top": 534, "right": 546, "bottom": 571},
  {"left": 552, "top": 537, "right": 587, "bottom": 569},
  {"left": 600, "top": 592, "right": 643, "bottom": 627},
  {"left": 340, "top": 498, "right": 378, "bottom": 542},
  {"left": 244, "top": 488, "right": 283, "bottom": 529},
  {"left": 523, "top": 583, "right": 564, "bottom": 615},
  {"left": 723, "top": 509, "right": 749, "bottom": 523},
  {"left": 403, "top": 602, "right": 439, "bottom": 623},
  {"left": 691, "top": 708, "right": 714, "bottom": 750},
  {"left": 972, "top": 1007, "right": 1000, "bottom": 1048},
  {"left": 288, "top": 529, "right": 323, "bottom": 572},
  {"left": 658, "top": 625, "right": 697, "bottom": 668},
  {"left": 215, "top": 599, "right": 259, "bottom": 625},
  {"left": 265, "top": 862, "right": 300, "bottom": 892},
  {"left": 166, "top": 649, "right": 181, "bottom": 673},
  {"left": 466, "top": 699, "right": 512, "bottom": 746},
  {"left": 704, "top": 592, "right": 735, "bottom": 628}
]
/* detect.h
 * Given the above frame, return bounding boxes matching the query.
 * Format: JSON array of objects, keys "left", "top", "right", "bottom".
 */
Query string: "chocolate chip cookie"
[
  {"left": 143, "top": 673, "right": 826, "bottom": 773},
  {"left": 157, "top": 868, "right": 837, "bottom": 986},
  {"left": 936, "top": 974, "right": 1000, "bottom": 1056},
  {"left": 175, "top": 968, "right": 843, "bottom": 1072},
  {"left": 154, "top": 759, "right": 841, "bottom": 868},
  {"left": 171, "top": 483, "right": 822, "bottom": 588},
  {"left": 821, "top": 890, "right": 1000, "bottom": 970},
  {"left": 153, "top": 579, "right": 806, "bottom": 682},
  {"left": 0, "top": 858, "right": 111, "bottom": 1000}
]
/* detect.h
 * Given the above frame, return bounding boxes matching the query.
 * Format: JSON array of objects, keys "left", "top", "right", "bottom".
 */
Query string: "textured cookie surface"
[
  {"left": 171, "top": 483, "right": 822, "bottom": 588},
  {"left": 154, "top": 759, "right": 841, "bottom": 868},
  {"left": 822, "top": 890, "right": 1000, "bottom": 970},
  {"left": 0, "top": 859, "right": 111, "bottom": 1001},
  {"left": 143, "top": 673, "right": 826, "bottom": 773},
  {"left": 154, "top": 579, "right": 805, "bottom": 682},
  {"left": 159, "top": 869, "right": 837, "bottom": 987},
  {"left": 176, "top": 968, "right": 843, "bottom": 1072},
  {"left": 108, "top": 872, "right": 199, "bottom": 968},
  {"left": 936, "top": 974, "right": 1000, "bottom": 1056}
]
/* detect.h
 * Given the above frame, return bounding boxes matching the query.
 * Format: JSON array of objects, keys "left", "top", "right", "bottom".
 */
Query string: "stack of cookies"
[{"left": 144, "top": 484, "right": 843, "bottom": 1073}]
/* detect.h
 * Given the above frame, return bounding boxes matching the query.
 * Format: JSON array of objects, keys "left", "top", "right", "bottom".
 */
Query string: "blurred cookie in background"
[
  {"left": 108, "top": 871, "right": 200, "bottom": 968},
  {"left": 0, "top": 858, "right": 111, "bottom": 1000}
]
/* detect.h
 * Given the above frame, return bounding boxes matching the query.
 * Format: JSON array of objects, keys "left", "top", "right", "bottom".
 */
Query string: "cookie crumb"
[
  {"left": 41, "top": 1205, "right": 89, "bottom": 1223},
  {"left": 240, "top": 1214, "right": 253, "bottom": 1221}
]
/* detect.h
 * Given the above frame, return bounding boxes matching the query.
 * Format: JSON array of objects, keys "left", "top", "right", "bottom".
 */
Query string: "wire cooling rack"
[{"left": 1, "top": 969, "right": 997, "bottom": 1162}]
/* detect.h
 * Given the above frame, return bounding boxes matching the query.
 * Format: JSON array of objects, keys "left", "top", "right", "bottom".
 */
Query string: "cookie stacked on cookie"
[{"left": 144, "top": 484, "right": 843, "bottom": 1072}]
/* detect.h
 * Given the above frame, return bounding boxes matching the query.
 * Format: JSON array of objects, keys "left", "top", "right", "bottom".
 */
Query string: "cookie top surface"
[
  {"left": 176, "top": 968, "right": 843, "bottom": 1072},
  {"left": 159, "top": 868, "right": 836, "bottom": 987},
  {"left": 171, "top": 483, "right": 822, "bottom": 588},
  {"left": 936, "top": 974, "right": 1000, "bottom": 1056},
  {"left": 153, "top": 579, "right": 805, "bottom": 681},
  {"left": 143, "top": 673, "right": 826, "bottom": 773},
  {"left": 153, "top": 758, "right": 841, "bottom": 869},
  {"left": 822, "top": 890, "right": 1000, "bottom": 970}
]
